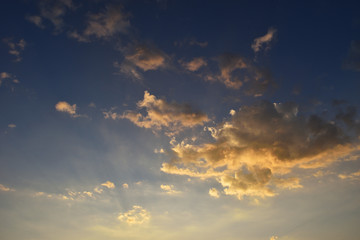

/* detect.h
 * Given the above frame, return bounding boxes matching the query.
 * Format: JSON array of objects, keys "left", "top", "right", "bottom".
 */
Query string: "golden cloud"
[
  {"left": 104, "top": 91, "right": 209, "bottom": 134},
  {"left": 251, "top": 27, "right": 277, "bottom": 53},
  {"left": 161, "top": 101, "right": 359, "bottom": 200},
  {"left": 118, "top": 205, "right": 150, "bottom": 225},
  {"left": 55, "top": 101, "right": 77, "bottom": 115}
]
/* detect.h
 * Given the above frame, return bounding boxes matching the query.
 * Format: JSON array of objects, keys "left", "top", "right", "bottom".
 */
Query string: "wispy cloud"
[
  {"left": 180, "top": 57, "right": 207, "bottom": 72},
  {"left": 343, "top": 40, "right": 360, "bottom": 72},
  {"left": 251, "top": 27, "right": 277, "bottom": 53},
  {"left": 27, "top": 0, "right": 75, "bottom": 32},
  {"left": 174, "top": 38, "right": 208, "bottom": 48},
  {"left": 118, "top": 205, "right": 150, "bottom": 225},
  {"left": 0, "top": 184, "right": 15, "bottom": 192},
  {"left": 0, "top": 72, "right": 20, "bottom": 88},
  {"left": 69, "top": 5, "right": 130, "bottom": 42},
  {"left": 338, "top": 170, "right": 360, "bottom": 180},
  {"left": 3, "top": 38, "right": 26, "bottom": 62},
  {"left": 161, "top": 101, "right": 359, "bottom": 200},
  {"left": 103, "top": 91, "right": 209, "bottom": 134},
  {"left": 115, "top": 45, "right": 168, "bottom": 80},
  {"left": 160, "top": 184, "right": 181, "bottom": 195},
  {"left": 205, "top": 53, "right": 273, "bottom": 96}
]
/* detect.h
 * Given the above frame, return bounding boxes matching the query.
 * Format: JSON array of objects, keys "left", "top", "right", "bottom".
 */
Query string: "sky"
[{"left": 1, "top": 0, "right": 360, "bottom": 239}]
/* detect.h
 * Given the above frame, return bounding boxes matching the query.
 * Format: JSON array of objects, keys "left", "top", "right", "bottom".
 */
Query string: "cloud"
[
  {"left": 8, "top": 124, "right": 16, "bottom": 128},
  {"left": 3, "top": 38, "right": 26, "bottom": 62},
  {"left": 160, "top": 184, "right": 181, "bottom": 194},
  {"left": 0, "top": 72, "right": 20, "bottom": 88},
  {"left": 122, "top": 183, "right": 129, "bottom": 189},
  {"left": 103, "top": 91, "right": 209, "bottom": 134},
  {"left": 69, "top": 5, "right": 130, "bottom": 42},
  {"left": 208, "top": 188, "right": 220, "bottom": 198},
  {"left": 101, "top": 181, "right": 115, "bottom": 189},
  {"left": 0, "top": 184, "right": 15, "bottom": 192},
  {"left": 251, "top": 27, "right": 277, "bottom": 53},
  {"left": 206, "top": 53, "right": 273, "bottom": 95},
  {"left": 161, "top": 101, "right": 359, "bottom": 200},
  {"left": 174, "top": 38, "right": 208, "bottom": 48},
  {"left": 55, "top": 101, "right": 77, "bottom": 116},
  {"left": 118, "top": 205, "right": 150, "bottom": 225},
  {"left": 27, "top": 0, "right": 75, "bottom": 32},
  {"left": 343, "top": 40, "right": 360, "bottom": 71},
  {"left": 338, "top": 170, "right": 360, "bottom": 180},
  {"left": 33, "top": 181, "right": 116, "bottom": 201},
  {"left": 0, "top": 72, "right": 11, "bottom": 79},
  {"left": 114, "top": 45, "right": 168, "bottom": 80},
  {"left": 180, "top": 57, "right": 207, "bottom": 72}
]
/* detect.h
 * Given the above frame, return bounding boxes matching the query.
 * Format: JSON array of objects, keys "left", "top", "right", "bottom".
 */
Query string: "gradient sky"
[{"left": 1, "top": 1, "right": 360, "bottom": 240}]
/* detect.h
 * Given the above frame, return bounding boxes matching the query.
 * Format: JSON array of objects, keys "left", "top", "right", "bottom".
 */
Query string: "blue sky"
[{"left": 1, "top": 1, "right": 360, "bottom": 239}]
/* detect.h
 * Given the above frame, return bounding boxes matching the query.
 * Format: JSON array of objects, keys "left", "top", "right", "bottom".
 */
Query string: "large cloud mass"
[{"left": 161, "top": 101, "right": 359, "bottom": 200}]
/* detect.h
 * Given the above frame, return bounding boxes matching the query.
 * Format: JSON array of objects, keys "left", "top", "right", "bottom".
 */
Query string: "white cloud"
[
  {"left": 251, "top": 27, "right": 277, "bottom": 53},
  {"left": 118, "top": 205, "right": 150, "bottom": 225}
]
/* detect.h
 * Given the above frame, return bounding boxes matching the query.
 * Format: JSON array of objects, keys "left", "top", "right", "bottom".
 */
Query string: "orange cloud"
[
  {"left": 104, "top": 91, "right": 209, "bottom": 134},
  {"left": 161, "top": 101, "right": 359, "bottom": 200}
]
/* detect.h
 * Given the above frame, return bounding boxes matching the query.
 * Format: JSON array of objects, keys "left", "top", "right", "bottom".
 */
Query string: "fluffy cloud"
[
  {"left": 69, "top": 5, "right": 130, "bottom": 42},
  {"left": 161, "top": 101, "right": 359, "bottom": 200},
  {"left": 103, "top": 91, "right": 209, "bottom": 134},
  {"left": 206, "top": 53, "right": 273, "bottom": 95},
  {"left": 180, "top": 57, "right": 207, "bottom": 72},
  {"left": 115, "top": 45, "right": 168, "bottom": 80},
  {"left": 101, "top": 181, "right": 115, "bottom": 189},
  {"left": 208, "top": 188, "right": 220, "bottom": 198},
  {"left": 3, "top": 38, "right": 26, "bottom": 62},
  {"left": 343, "top": 40, "right": 360, "bottom": 71},
  {"left": 27, "top": 0, "right": 74, "bottom": 32},
  {"left": 55, "top": 101, "right": 77, "bottom": 116},
  {"left": 251, "top": 27, "right": 277, "bottom": 53},
  {"left": 160, "top": 184, "right": 181, "bottom": 194},
  {"left": 118, "top": 205, "right": 150, "bottom": 225}
]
